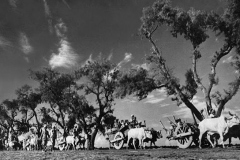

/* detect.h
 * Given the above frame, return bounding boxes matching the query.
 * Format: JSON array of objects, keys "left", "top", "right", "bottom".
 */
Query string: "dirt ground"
[{"left": 1, "top": 146, "right": 240, "bottom": 160}]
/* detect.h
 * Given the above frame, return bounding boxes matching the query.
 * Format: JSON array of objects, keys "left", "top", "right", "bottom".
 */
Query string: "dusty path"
[{"left": 0, "top": 147, "right": 240, "bottom": 160}]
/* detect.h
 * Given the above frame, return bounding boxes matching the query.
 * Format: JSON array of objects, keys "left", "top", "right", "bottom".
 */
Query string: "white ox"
[
  {"left": 28, "top": 134, "right": 39, "bottom": 150},
  {"left": 198, "top": 113, "right": 240, "bottom": 148},
  {"left": 58, "top": 134, "right": 87, "bottom": 150},
  {"left": 126, "top": 128, "right": 152, "bottom": 150},
  {"left": 66, "top": 136, "right": 77, "bottom": 150},
  {"left": 18, "top": 132, "right": 32, "bottom": 150}
]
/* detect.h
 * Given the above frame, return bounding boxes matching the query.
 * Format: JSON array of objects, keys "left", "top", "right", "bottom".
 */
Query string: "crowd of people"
[
  {"left": 0, "top": 122, "right": 87, "bottom": 151},
  {"left": 105, "top": 114, "right": 146, "bottom": 135},
  {"left": 0, "top": 114, "right": 150, "bottom": 151}
]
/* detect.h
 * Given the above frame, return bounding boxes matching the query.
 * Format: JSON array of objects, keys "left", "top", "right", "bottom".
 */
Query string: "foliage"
[
  {"left": 74, "top": 59, "right": 121, "bottom": 149},
  {"left": 120, "top": 0, "right": 240, "bottom": 121},
  {"left": 15, "top": 84, "right": 42, "bottom": 132},
  {"left": 0, "top": 99, "right": 21, "bottom": 131},
  {"left": 29, "top": 68, "right": 76, "bottom": 129}
]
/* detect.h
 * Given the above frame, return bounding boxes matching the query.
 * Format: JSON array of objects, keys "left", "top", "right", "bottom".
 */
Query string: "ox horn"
[{"left": 229, "top": 111, "right": 234, "bottom": 116}]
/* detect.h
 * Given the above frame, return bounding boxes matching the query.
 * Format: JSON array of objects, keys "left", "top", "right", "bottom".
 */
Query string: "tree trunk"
[
  {"left": 33, "top": 110, "right": 40, "bottom": 134},
  {"left": 86, "top": 134, "right": 91, "bottom": 150},
  {"left": 182, "top": 97, "right": 203, "bottom": 122},
  {"left": 175, "top": 87, "right": 203, "bottom": 122},
  {"left": 215, "top": 101, "right": 226, "bottom": 117}
]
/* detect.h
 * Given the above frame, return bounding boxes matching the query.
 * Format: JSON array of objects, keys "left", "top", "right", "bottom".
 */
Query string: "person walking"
[
  {"left": 50, "top": 124, "right": 57, "bottom": 150},
  {"left": 40, "top": 124, "right": 49, "bottom": 151}
]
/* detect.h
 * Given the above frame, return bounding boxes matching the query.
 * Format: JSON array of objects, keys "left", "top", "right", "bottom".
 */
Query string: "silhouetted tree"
[
  {"left": 0, "top": 99, "right": 22, "bottom": 133},
  {"left": 119, "top": 0, "right": 240, "bottom": 121},
  {"left": 74, "top": 59, "right": 121, "bottom": 149},
  {"left": 29, "top": 68, "right": 75, "bottom": 131},
  {"left": 16, "top": 85, "right": 42, "bottom": 133}
]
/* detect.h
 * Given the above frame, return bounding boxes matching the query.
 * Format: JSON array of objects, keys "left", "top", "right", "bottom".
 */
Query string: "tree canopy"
[{"left": 119, "top": 0, "right": 240, "bottom": 122}]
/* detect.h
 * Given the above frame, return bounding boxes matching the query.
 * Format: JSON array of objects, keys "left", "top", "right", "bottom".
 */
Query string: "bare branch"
[
  {"left": 192, "top": 49, "right": 207, "bottom": 92},
  {"left": 207, "top": 45, "right": 233, "bottom": 95}
]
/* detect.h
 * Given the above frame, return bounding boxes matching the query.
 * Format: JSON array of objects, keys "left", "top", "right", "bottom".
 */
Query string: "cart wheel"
[
  {"left": 113, "top": 132, "right": 124, "bottom": 150},
  {"left": 176, "top": 125, "right": 193, "bottom": 149}
]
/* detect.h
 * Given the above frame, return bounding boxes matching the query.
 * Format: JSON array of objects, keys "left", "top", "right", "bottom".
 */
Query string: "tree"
[
  {"left": 15, "top": 84, "right": 42, "bottom": 134},
  {"left": 75, "top": 60, "right": 121, "bottom": 149},
  {"left": 120, "top": 0, "right": 240, "bottom": 122},
  {"left": 0, "top": 99, "right": 22, "bottom": 133},
  {"left": 29, "top": 68, "right": 76, "bottom": 131},
  {"left": 67, "top": 93, "right": 97, "bottom": 149}
]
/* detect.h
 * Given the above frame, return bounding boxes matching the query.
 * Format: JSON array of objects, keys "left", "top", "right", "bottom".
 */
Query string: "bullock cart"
[
  {"left": 161, "top": 118, "right": 200, "bottom": 149},
  {"left": 106, "top": 125, "right": 130, "bottom": 150}
]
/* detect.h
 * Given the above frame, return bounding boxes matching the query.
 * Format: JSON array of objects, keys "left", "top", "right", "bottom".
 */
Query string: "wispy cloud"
[
  {"left": 19, "top": 32, "right": 33, "bottom": 55},
  {"left": 49, "top": 19, "right": 79, "bottom": 69},
  {"left": 0, "top": 35, "right": 12, "bottom": 49},
  {"left": 49, "top": 39, "right": 78, "bottom": 69},
  {"left": 171, "top": 96, "right": 206, "bottom": 119},
  {"left": 131, "top": 63, "right": 150, "bottom": 70},
  {"left": 107, "top": 52, "right": 113, "bottom": 61},
  {"left": 24, "top": 57, "right": 29, "bottom": 63},
  {"left": 62, "top": 0, "right": 71, "bottom": 9},
  {"left": 144, "top": 93, "right": 166, "bottom": 104},
  {"left": 8, "top": 0, "right": 18, "bottom": 10},
  {"left": 122, "top": 98, "right": 137, "bottom": 103},
  {"left": 160, "top": 103, "right": 170, "bottom": 107},
  {"left": 145, "top": 97, "right": 165, "bottom": 104},
  {"left": 117, "top": 52, "right": 132, "bottom": 68},
  {"left": 156, "top": 88, "right": 167, "bottom": 96},
  {"left": 222, "top": 107, "right": 240, "bottom": 116},
  {"left": 55, "top": 19, "right": 67, "bottom": 38},
  {"left": 222, "top": 55, "right": 235, "bottom": 64},
  {"left": 43, "top": 0, "right": 53, "bottom": 34},
  {"left": 143, "top": 88, "right": 168, "bottom": 104},
  {"left": 82, "top": 54, "right": 93, "bottom": 66}
]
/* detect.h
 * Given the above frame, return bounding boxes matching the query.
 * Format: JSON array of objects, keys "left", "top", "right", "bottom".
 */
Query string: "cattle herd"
[{"left": 1, "top": 112, "right": 240, "bottom": 151}]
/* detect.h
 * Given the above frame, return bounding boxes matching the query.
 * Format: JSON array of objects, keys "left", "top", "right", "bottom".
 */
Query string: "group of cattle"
[
  {"left": 3, "top": 112, "right": 240, "bottom": 151},
  {"left": 124, "top": 112, "right": 240, "bottom": 149},
  {"left": 198, "top": 112, "right": 240, "bottom": 148},
  {"left": 126, "top": 128, "right": 162, "bottom": 149}
]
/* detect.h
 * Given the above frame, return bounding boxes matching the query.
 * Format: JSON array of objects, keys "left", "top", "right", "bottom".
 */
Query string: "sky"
[{"left": 1, "top": 0, "right": 240, "bottom": 147}]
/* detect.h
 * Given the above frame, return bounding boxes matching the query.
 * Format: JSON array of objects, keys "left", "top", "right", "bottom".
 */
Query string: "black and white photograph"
[{"left": 0, "top": 0, "right": 240, "bottom": 159}]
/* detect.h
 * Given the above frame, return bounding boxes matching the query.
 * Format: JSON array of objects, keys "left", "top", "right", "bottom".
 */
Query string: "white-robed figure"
[{"left": 40, "top": 124, "right": 49, "bottom": 151}]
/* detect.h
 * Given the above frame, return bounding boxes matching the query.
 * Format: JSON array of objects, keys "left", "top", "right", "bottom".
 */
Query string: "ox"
[
  {"left": 126, "top": 128, "right": 152, "bottom": 150},
  {"left": 198, "top": 113, "right": 240, "bottom": 148},
  {"left": 144, "top": 129, "right": 162, "bottom": 148},
  {"left": 66, "top": 136, "right": 76, "bottom": 150},
  {"left": 58, "top": 135, "right": 81, "bottom": 150},
  {"left": 28, "top": 134, "right": 39, "bottom": 150},
  {"left": 18, "top": 132, "right": 32, "bottom": 150},
  {"left": 77, "top": 132, "right": 87, "bottom": 149},
  {"left": 223, "top": 124, "right": 240, "bottom": 146}
]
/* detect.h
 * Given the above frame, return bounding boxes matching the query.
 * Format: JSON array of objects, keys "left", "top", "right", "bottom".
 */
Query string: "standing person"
[
  {"left": 40, "top": 124, "right": 49, "bottom": 152},
  {"left": 50, "top": 124, "right": 57, "bottom": 150},
  {"left": 63, "top": 126, "right": 68, "bottom": 138},
  {"left": 129, "top": 115, "right": 138, "bottom": 128},
  {"left": 73, "top": 124, "right": 79, "bottom": 149}
]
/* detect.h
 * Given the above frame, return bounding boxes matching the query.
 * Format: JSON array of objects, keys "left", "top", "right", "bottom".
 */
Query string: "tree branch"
[
  {"left": 207, "top": 45, "right": 233, "bottom": 96},
  {"left": 26, "top": 112, "right": 34, "bottom": 124},
  {"left": 192, "top": 49, "right": 207, "bottom": 92}
]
